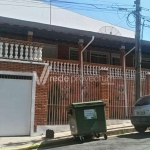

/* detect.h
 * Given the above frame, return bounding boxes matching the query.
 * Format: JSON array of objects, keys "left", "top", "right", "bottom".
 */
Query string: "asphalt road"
[{"left": 38, "top": 132, "right": 150, "bottom": 150}]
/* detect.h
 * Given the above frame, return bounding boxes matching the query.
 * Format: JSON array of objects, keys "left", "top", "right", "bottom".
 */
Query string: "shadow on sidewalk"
[
  {"left": 117, "top": 132, "right": 150, "bottom": 139},
  {"left": 37, "top": 137, "right": 102, "bottom": 150}
]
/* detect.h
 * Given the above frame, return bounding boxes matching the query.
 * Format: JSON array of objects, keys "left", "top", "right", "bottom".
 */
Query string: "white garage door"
[{"left": 0, "top": 75, "right": 32, "bottom": 136}]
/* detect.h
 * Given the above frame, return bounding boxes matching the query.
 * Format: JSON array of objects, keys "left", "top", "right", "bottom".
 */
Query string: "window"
[
  {"left": 133, "top": 57, "right": 150, "bottom": 69},
  {"left": 134, "top": 96, "right": 150, "bottom": 106},
  {"left": 90, "top": 51, "right": 109, "bottom": 64},
  {"left": 141, "top": 59, "right": 150, "bottom": 69},
  {"left": 42, "top": 44, "right": 58, "bottom": 58},
  {"left": 111, "top": 54, "right": 120, "bottom": 65},
  {"left": 69, "top": 48, "right": 78, "bottom": 60}
]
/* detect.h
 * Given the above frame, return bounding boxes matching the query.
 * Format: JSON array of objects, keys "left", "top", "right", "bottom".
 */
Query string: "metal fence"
[
  {"left": 108, "top": 68, "right": 148, "bottom": 119},
  {"left": 46, "top": 61, "right": 149, "bottom": 125}
]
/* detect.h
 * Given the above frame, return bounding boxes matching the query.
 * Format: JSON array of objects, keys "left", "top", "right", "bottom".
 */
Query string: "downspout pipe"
[
  {"left": 81, "top": 36, "right": 95, "bottom": 102},
  {"left": 123, "top": 46, "right": 135, "bottom": 118}
]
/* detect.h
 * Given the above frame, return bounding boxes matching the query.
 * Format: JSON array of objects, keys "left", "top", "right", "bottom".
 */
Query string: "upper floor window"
[
  {"left": 42, "top": 44, "right": 58, "bottom": 58},
  {"left": 90, "top": 51, "right": 109, "bottom": 64},
  {"left": 133, "top": 57, "right": 150, "bottom": 69},
  {"left": 69, "top": 48, "right": 78, "bottom": 60},
  {"left": 111, "top": 53, "right": 120, "bottom": 65},
  {"left": 142, "top": 58, "right": 150, "bottom": 69}
]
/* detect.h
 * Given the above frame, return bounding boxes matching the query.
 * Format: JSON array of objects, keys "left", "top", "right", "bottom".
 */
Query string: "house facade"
[
  {"left": 1, "top": 0, "right": 150, "bottom": 137},
  {"left": 1, "top": 23, "right": 150, "bottom": 136}
]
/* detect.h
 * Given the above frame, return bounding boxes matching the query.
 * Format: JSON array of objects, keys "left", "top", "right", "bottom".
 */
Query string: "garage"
[{"left": 0, "top": 72, "right": 35, "bottom": 136}]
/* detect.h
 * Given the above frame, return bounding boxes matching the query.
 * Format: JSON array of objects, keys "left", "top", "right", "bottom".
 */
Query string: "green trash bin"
[{"left": 66, "top": 100, "right": 107, "bottom": 142}]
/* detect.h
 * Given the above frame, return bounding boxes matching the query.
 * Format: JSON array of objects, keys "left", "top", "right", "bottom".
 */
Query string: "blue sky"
[{"left": 45, "top": 0, "right": 150, "bottom": 41}]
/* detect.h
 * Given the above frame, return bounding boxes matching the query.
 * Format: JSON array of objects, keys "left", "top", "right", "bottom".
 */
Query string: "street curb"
[
  {"left": 16, "top": 137, "right": 74, "bottom": 150},
  {"left": 107, "top": 127, "right": 136, "bottom": 136},
  {"left": 13, "top": 127, "right": 136, "bottom": 150}
]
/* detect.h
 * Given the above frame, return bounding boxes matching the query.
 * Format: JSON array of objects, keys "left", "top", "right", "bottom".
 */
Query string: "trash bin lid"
[{"left": 70, "top": 100, "right": 106, "bottom": 108}]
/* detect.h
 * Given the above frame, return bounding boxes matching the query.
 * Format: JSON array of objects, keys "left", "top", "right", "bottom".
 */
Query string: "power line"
[
  {"left": 0, "top": 1, "right": 134, "bottom": 14},
  {"left": 141, "top": 7, "right": 150, "bottom": 12},
  {"left": 0, "top": 0, "right": 136, "bottom": 14},
  {"left": 50, "top": 0, "right": 133, "bottom": 6},
  {"left": 51, "top": 0, "right": 134, "bottom": 10},
  {"left": 126, "top": 11, "right": 136, "bottom": 28},
  {"left": 0, "top": 0, "right": 138, "bottom": 30},
  {"left": 3, "top": 0, "right": 134, "bottom": 8},
  {"left": 0, "top": 0, "right": 134, "bottom": 16}
]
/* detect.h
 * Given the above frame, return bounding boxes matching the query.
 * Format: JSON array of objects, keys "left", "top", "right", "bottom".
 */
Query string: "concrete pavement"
[{"left": 0, "top": 120, "right": 135, "bottom": 150}]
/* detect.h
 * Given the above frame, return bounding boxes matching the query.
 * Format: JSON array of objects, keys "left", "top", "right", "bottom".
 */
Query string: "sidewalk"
[{"left": 0, "top": 121, "right": 135, "bottom": 150}]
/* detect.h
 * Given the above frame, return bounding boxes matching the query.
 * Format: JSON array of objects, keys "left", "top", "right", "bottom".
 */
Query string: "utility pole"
[
  {"left": 50, "top": 0, "right": 51, "bottom": 25},
  {"left": 135, "top": 0, "right": 141, "bottom": 101}
]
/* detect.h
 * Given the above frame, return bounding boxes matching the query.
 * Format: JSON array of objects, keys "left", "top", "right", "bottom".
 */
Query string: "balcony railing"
[
  {"left": 43, "top": 57, "right": 149, "bottom": 79},
  {"left": 0, "top": 37, "right": 43, "bottom": 61}
]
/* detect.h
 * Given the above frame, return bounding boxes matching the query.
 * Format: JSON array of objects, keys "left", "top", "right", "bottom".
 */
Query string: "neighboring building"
[{"left": 0, "top": 0, "right": 150, "bottom": 137}]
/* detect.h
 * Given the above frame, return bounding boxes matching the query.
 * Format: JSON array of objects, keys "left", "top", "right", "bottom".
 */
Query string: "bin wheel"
[
  {"left": 73, "top": 136, "right": 78, "bottom": 141},
  {"left": 134, "top": 126, "right": 147, "bottom": 133},
  {"left": 104, "top": 134, "right": 107, "bottom": 140},
  {"left": 95, "top": 133, "right": 100, "bottom": 138},
  {"left": 79, "top": 136, "right": 85, "bottom": 143}
]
